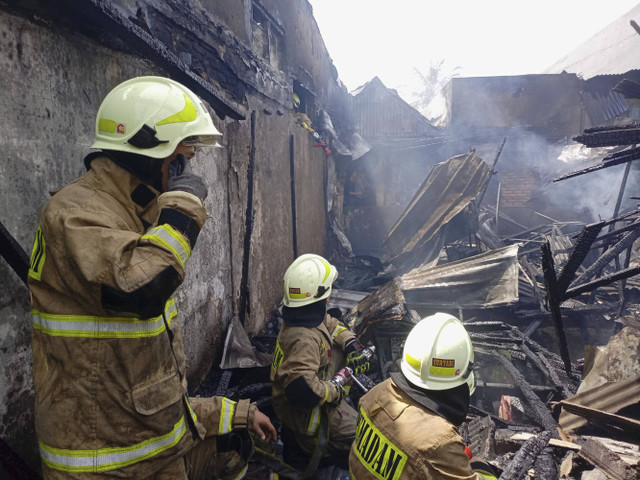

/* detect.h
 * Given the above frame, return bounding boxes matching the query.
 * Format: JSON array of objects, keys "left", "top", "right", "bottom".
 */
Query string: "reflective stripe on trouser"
[
  {"left": 295, "top": 400, "right": 357, "bottom": 457},
  {"left": 307, "top": 406, "right": 322, "bottom": 435},
  {"left": 32, "top": 299, "right": 177, "bottom": 338},
  {"left": 39, "top": 416, "right": 188, "bottom": 473},
  {"left": 232, "top": 464, "right": 248, "bottom": 480}
]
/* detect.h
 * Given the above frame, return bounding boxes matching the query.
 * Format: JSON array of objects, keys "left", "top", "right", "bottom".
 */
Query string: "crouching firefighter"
[
  {"left": 349, "top": 313, "right": 498, "bottom": 480},
  {"left": 270, "top": 253, "right": 371, "bottom": 472},
  {"left": 28, "top": 76, "right": 276, "bottom": 479}
]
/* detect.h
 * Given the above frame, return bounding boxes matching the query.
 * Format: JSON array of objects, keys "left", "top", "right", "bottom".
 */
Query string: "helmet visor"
[{"left": 182, "top": 135, "right": 221, "bottom": 147}]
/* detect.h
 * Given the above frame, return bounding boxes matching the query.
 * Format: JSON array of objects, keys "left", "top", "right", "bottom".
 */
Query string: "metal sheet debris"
[{"left": 400, "top": 244, "right": 520, "bottom": 308}]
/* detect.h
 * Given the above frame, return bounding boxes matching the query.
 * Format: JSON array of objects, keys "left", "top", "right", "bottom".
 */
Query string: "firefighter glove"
[
  {"left": 345, "top": 339, "right": 370, "bottom": 375},
  {"left": 329, "top": 379, "right": 346, "bottom": 405},
  {"left": 167, "top": 155, "right": 208, "bottom": 201},
  {"left": 217, "top": 431, "right": 254, "bottom": 462}
]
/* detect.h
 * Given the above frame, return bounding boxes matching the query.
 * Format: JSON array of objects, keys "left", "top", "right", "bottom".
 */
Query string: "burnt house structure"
[
  {"left": 343, "top": 76, "right": 446, "bottom": 256},
  {"left": 442, "top": 73, "right": 592, "bottom": 233}
]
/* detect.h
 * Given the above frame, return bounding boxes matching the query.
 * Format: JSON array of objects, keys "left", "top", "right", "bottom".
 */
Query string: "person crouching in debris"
[
  {"left": 348, "top": 313, "right": 498, "bottom": 480},
  {"left": 27, "top": 76, "right": 276, "bottom": 479},
  {"left": 270, "top": 253, "right": 371, "bottom": 471}
]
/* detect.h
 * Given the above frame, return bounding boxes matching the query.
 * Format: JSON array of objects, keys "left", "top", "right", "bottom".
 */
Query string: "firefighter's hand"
[
  {"left": 251, "top": 409, "right": 277, "bottom": 443},
  {"left": 329, "top": 379, "right": 346, "bottom": 405},
  {"left": 167, "top": 158, "right": 208, "bottom": 201},
  {"left": 345, "top": 339, "right": 370, "bottom": 375}
]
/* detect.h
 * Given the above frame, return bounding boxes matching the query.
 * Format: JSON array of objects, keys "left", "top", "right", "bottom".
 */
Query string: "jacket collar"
[
  {"left": 282, "top": 301, "right": 327, "bottom": 328},
  {"left": 82, "top": 154, "right": 161, "bottom": 222},
  {"left": 390, "top": 372, "right": 470, "bottom": 426}
]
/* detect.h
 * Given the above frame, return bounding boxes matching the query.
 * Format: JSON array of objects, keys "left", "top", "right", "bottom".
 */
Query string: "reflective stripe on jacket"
[
  {"left": 349, "top": 378, "right": 495, "bottom": 480},
  {"left": 28, "top": 156, "right": 211, "bottom": 478}
]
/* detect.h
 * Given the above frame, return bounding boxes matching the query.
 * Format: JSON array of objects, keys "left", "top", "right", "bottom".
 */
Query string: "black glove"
[
  {"left": 329, "top": 379, "right": 346, "bottom": 405},
  {"left": 217, "top": 431, "right": 254, "bottom": 461},
  {"left": 167, "top": 155, "right": 208, "bottom": 201},
  {"left": 344, "top": 339, "right": 370, "bottom": 375}
]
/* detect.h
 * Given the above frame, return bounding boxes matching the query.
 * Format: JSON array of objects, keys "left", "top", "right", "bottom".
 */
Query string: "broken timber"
[
  {"left": 344, "top": 278, "right": 407, "bottom": 338},
  {"left": 578, "top": 438, "right": 640, "bottom": 480},
  {"left": 539, "top": 217, "right": 640, "bottom": 375},
  {"left": 553, "top": 146, "right": 640, "bottom": 182}
]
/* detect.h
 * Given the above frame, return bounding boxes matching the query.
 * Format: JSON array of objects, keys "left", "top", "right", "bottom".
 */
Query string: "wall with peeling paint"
[{"left": 0, "top": 0, "right": 346, "bottom": 472}]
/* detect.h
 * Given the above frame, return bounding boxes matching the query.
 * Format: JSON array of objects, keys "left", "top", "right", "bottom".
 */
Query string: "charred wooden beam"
[
  {"left": 49, "top": 0, "right": 247, "bottom": 120},
  {"left": 552, "top": 147, "right": 640, "bottom": 182},
  {"left": 476, "top": 382, "right": 558, "bottom": 396},
  {"left": 468, "top": 405, "right": 512, "bottom": 428},
  {"left": 466, "top": 416, "right": 496, "bottom": 460},
  {"left": 558, "top": 401, "right": 640, "bottom": 437},
  {"left": 519, "top": 343, "right": 573, "bottom": 399},
  {"left": 483, "top": 350, "right": 559, "bottom": 435},
  {"left": 0, "top": 221, "right": 29, "bottom": 286},
  {"left": 495, "top": 431, "right": 580, "bottom": 452},
  {"left": 238, "top": 111, "right": 257, "bottom": 325},
  {"left": 574, "top": 124, "right": 640, "bottom": 147},
  {"left": 512, "top": 327, "right": 578, "bottom": 376},
  {"left": 541, "top": 241, "right": 573, "bottom": 376},
  {"left": 499, "top": 430, "right": 552, "bottom": 480},
  {"left": 289, "top": 135, "right": 298, "bottom": 258},
  {"left": 579, "top": 437, "right": 640, "bottom": 480},
  {"left": 564, "top": 264, "right": 640, "bottom": 300},
  {"left": 556, "top": 222, "right": 605, "bottom": 293},
  {"left": 569, "top": 221, "right": 640, "bottom": 290},
  {"left": 345, "top": 278, "right": 406, "bottom": 337}
]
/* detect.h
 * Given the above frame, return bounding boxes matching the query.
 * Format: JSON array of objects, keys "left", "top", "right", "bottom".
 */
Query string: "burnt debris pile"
[{"left": 198, "top": 133, "right": 640, "bottom": 478}]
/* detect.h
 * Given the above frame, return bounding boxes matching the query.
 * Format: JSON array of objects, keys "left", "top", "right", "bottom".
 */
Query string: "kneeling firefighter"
[
  {"left": 28, "top": 76, "right": 276, "bottom": 479},
  {"left": 348, "top": 313, "right": 498, "bottom": 480},
  {"left": 270, "top": 253, "right": 371, "bottom": 471}
]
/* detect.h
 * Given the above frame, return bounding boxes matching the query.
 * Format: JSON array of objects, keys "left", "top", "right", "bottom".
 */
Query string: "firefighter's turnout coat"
[
  {"left": 28, "top": 155, "right": 252, "bottom": 479},
  {"left": 270, "top": 310, "right": 357, "bottom": 453},
  {"left": 349, "top": 378, "right": 496, "bottom": 480}
]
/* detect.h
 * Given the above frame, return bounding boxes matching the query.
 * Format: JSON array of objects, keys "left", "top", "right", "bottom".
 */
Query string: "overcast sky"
[{"left": 308, "top": 1, "right": 640, "bottom": 101}]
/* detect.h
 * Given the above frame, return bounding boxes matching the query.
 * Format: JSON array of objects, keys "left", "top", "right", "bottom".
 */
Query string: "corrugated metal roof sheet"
[
  {"left": 351, "top": 77, "right": 440, "bottom": 141},
  {"left": 559, "top": 375, "right": 640, "bottom": 433},
  {"left": 580, "top": 89, "right": 629, "bottom": 125},
  {"left": 544, "top": 5, "right": 640, "bottom": 78}
]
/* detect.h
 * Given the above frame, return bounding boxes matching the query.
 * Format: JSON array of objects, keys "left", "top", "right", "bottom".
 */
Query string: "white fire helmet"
[
  {"left": 282, "top": 253, "right": 338, "bottom": 308},
  {"left": 91, "top": 76, "right": 222, "bottom": 159},
  {"left": 400, "top": 312, "right": 476, "bottom": 394}
]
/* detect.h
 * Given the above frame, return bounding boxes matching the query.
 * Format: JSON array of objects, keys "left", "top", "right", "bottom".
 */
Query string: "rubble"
[{"left": 196, "top": 96, "right": 640, "bottom": 478}]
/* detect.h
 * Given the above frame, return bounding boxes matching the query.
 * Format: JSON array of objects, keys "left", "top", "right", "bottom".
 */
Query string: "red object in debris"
[
  {"left": 499, "top": 394, "right": 513, "bottom": 422},
  {"left": 464, "top": 445, "right": 472, "bottom": 460}
]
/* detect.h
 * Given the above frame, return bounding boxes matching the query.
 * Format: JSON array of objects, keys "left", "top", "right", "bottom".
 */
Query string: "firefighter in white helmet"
[
  {"left": 270, "top": 253, "right": 371, "bottom": 470},
  {"left": 28, "top": 76, "right": 275, "bottom": 480},
  {"left": 348, "top": 313, "right": 498, "bottom": 480}
]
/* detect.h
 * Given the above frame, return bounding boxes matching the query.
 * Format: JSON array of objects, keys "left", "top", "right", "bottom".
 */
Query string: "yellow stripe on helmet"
[{"left": 156, "top": 94, "right": 197, "bottom": 125}]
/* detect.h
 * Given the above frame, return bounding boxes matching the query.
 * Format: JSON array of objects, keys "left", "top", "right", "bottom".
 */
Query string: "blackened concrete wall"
[{"left": 0, "top": 0, "right": 346, "bottom": 471}]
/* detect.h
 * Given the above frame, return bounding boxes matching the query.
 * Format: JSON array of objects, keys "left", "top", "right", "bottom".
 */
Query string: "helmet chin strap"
[{"left": 127, "top": 124, "right": 169, "bottom": 149}]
